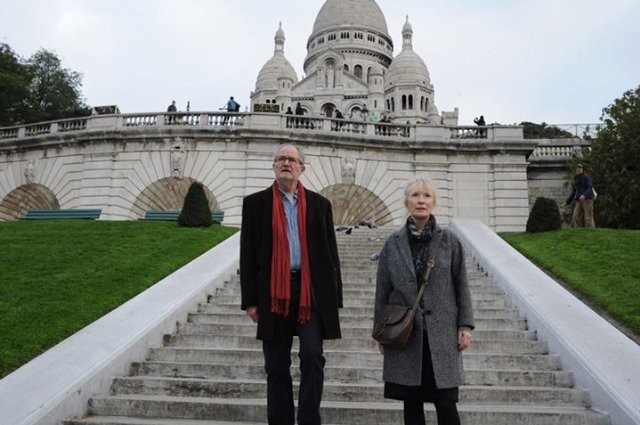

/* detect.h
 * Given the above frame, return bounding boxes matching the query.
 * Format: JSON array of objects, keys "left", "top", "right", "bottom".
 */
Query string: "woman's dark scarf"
[
  {"left": 407, "top": 215, "right": 436, "bottom": 285},
  {"left": 270, "top": 180, "right": 311, "bottom": 324}
]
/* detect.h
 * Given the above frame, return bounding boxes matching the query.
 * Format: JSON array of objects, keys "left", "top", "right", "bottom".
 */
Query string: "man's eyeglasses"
[{"left": 275, "top": 155, "right": 303, "bottom": 165}]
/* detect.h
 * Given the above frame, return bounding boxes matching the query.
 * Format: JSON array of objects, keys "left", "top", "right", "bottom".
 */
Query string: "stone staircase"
[{"left": 64, "top": 227, "right": 609, "bottom": 425}]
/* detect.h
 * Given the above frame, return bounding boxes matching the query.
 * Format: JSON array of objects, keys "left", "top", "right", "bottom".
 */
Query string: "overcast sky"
[{"left": 2, "top": 0, "right": 638, "bottom": 125}]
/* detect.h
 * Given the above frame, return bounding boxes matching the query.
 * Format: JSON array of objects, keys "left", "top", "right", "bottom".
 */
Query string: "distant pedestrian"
[
  {"left": 221, "top": 96, "right": 240, "bottom": 125},
  {"left": 564, "top": 163, "right": 596, "bottom": 228},
  {"left": 167, "top": 100, "right": 177, "bottom": 123},
  {"left": 222, "top": 96, "right": 240, "bottom": 112},
  {"left": 186, "top": 101, "right": 191, "bottom": 112},
  {"left": 285, "top": 106, "right": 294, "bottom": 127},
  {"left": 473, "top": 115, "right": 486, "bottom": 137}
]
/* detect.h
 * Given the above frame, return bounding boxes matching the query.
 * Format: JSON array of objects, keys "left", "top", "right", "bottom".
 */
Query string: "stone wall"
[{"left": 0, "top": 114, "right": 578, "bottom": 231}]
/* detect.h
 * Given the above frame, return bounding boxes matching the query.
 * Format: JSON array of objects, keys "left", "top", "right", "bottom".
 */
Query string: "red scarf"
[{"left": 270, "top": 181, "right": 311, "bottom": 324}]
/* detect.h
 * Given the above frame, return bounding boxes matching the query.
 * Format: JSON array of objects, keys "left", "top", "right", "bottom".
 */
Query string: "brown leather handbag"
[{"left": 372, "top": 257, "right": 436, "bottom": 347}]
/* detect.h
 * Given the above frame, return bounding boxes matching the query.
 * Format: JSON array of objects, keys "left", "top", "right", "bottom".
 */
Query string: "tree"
[
  {"left": 521, "top": 121, "right": 574, "bottom": 139},
  {"left": 582, "top": 85, "right": 640, "bottom": 229},
  {"left": 178, "top": 182, "right": 213, "bottom": 228},
  {"left": 526, "top": 197, "right": 562, "bottom": 233},
  {"left": 27, "top": 49, "right": 89, "bottom": 122},
  {"left": 0, "top": 44, "right": 89, "bottom": 126},
  {"left": 0, "top": 43, "right": 35, "bottom": 126}
]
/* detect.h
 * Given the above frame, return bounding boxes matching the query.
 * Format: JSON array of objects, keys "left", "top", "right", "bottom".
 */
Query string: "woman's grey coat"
[{"left": 373, "top": 224, "right": 474, "bottom": 388}]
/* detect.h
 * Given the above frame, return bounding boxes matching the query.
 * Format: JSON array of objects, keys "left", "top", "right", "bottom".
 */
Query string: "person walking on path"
[
  {"left": 240, "top": 143, "right": 343, "bottom": 425},
  {"left": 373, "top": 177, "right": 474, "bottom": 425},
  {"left": 564, "top": 163, "right": 596, "bottom": 228}
]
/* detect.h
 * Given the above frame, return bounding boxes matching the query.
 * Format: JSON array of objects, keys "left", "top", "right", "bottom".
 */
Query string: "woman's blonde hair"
[{"left": 403, "top": 177, "right": 438, "bottom": 206}]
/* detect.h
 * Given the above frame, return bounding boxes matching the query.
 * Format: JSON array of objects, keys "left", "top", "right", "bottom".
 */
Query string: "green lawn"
[
  {"left": 500, "top": 228, "right": 640, "bottom": 338},
  {"left": 0, "top": 221, "right": 238, "bottom": 378}
]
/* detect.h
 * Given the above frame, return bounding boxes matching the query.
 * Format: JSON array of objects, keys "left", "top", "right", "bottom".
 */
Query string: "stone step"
[
  {"left": 198, "top": 303, "right": 522, "bottom": 319},
  {"left": 188, "top": 307, "right": 524, "bottom": 322},
  {"left": 131, "top": 361, "right": 572, "bottom": 387},
  {"left": 146, "top": 347, "right": 562, "bottom": 371},
  {"left": 214, "top": 280, "right": 496, "bottom": 295},
  {"left": 187, "top": 310, "right": 527, "bottom": 330},
  {"left": 176, "top": 323, "right": 535, "bottom": 341},
  {"left": 207, "top": 294, "right": 509, "bottom": 309},
  {"left": 164, "top": 334, "right": 549, "bottom": 354},
  {"left": 110, "top": 376, "right": 589, "bottom": 406},
  {"left": 65, "top": 418, "right": 267, "bottom": 425},
  {"left": 84, "top": 395, "right": 606, "bottom": 425}
]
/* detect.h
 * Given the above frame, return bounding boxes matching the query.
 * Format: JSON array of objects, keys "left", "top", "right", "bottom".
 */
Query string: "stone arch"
[
  {"left": 131, "top": 177, "right": 219, "bottom": 218},
  {"left": 0, "top": 183, "right": 59, "bottom": 220},
  {"left": 319, "top": 183, "right": 392, "bottom": 226}
]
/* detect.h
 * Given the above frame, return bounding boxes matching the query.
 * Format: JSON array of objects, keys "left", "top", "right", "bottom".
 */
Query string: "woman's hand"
[{"left": 458, "top": 329, "right": 472, "bottom": 351}]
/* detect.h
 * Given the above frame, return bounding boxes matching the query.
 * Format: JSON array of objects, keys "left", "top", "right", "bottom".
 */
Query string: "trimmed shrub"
[
  {"left": 526, "top": 197, "right": 562, "bottom": 233},
  {"left": 178, "top": 182, "right": 213, "bottom": 228}
]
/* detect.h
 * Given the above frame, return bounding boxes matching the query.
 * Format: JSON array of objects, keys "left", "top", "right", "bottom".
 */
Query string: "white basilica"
[{"left": 250, "top": 0, "right": 458, "bottom": 126}]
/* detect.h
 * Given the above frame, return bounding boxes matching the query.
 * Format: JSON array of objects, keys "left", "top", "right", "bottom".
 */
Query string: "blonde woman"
[{"left": 373, "top": 177, "right": 474, "bottom": 425}]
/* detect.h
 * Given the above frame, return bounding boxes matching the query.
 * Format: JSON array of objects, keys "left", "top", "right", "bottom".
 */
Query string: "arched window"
[
  {"left": 344, "top": 64, "right": 349, "bottom": 72},
  {"left": 322, "top": 103, "right": 335, "bottom": 118},
  {"left": 408, "top": 95, "right": 413, "bottom": 110},
  {"left": 386, "top": 99, "right": 391, "bottom": 111},
  {"left": 420, "top": 96, "right": 425, "bottom": 111},
  {"left": 266, "top": 99, "right": 270, "bottom": 104},
  {"left": 391, "top": 98, "right": 395, "bottom": 112},
  {"left": 374, "top": 100, "right": 377, "bottom": 108},
  {"left": 367, "top": 67, "right": 372, "bottom": 84},
  {"left": 354, "top": 65, "right": 363, "bottom": 79},
  {"left": 401, "top": 95, "right": 407, "bottom": 110}
]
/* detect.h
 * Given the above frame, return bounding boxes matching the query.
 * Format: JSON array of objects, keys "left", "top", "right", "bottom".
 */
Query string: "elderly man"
[{"left": 240, "top": 143, "right": 343, "bottom": 425}]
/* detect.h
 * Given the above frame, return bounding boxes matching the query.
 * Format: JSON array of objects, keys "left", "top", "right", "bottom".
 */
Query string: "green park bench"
[
  {"left": 144, "top": 209, "right": 225, "bottom": 224},
  {"left": 23, "top": 209, "right": 102, "bottom": 220}
]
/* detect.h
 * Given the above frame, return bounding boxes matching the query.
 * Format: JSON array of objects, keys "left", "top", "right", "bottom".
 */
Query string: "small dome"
[
  {"left": 255, "top": 54, "right": 298, "bottom": 92},
  {"left": 386, "top": 50, "right": 430, "bottom": 87},
  {"left": 386, "top": 17, "right": 430, "bottom": 87},
  {"left": 255, "top": 24, "right": 298, "bottom": 92},
  {"left": 312, "top": 0, "right": 388, "bottom": 36}
]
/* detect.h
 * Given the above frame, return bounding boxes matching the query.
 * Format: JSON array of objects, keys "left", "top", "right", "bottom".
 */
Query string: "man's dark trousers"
[{"left": 262, "top": 273, "right": 325, "bottom": 425}]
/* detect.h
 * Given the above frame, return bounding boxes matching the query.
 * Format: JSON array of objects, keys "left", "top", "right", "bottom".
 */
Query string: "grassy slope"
[
  {"left": 0, "top": 221, "right": 237, "bottom": 377},
  {"left": 500, "top": 228, "right": 640, "bottom": 337}
]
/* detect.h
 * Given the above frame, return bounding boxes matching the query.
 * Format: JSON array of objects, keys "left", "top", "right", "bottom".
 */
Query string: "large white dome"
[{"left": 311, "top": 0, "right": 389, "bottom": 36}]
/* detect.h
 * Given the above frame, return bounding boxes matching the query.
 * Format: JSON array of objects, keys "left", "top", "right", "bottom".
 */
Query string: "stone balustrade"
[
  {"left": 0, "top": 112, "right": 593, "bottom": 155},
  {"left": 529, "top": 138, "right": 591, "bottom": 160},
  {"left": 0, "top": 111, "right": 476, "bottom": 142}
]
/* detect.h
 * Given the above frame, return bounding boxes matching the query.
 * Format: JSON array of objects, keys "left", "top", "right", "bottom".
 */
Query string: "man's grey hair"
[{"left": 274, "top": 143, "right": 305, "bottom": 164}]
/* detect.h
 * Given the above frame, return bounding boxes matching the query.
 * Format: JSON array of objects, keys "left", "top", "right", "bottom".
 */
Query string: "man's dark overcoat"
[{"left": 240, "top": 186, "right": 343, "bottom": 340}]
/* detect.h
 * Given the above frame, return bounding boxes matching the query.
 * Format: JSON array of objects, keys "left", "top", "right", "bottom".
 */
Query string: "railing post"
[{"left": 366, "top": 122, "right": 375, "bottom": 136}]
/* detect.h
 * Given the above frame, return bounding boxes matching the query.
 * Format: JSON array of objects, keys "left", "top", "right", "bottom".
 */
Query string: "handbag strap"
[{"left": 409, "top": 229, "right": 444, "bottom": 312}]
